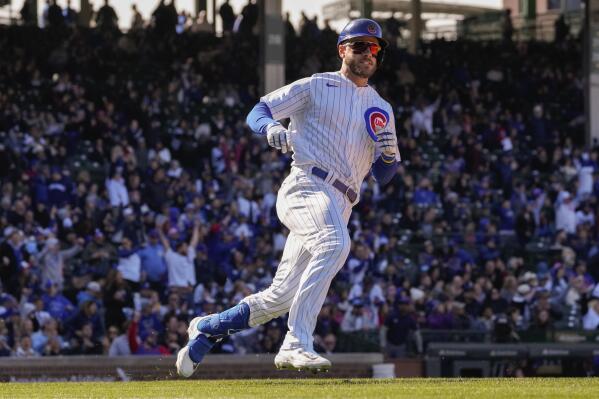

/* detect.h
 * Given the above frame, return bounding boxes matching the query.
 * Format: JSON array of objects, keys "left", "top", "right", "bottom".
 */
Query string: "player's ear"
[{"left": 338, "top": 44, "right": 346, "bottom": 59}]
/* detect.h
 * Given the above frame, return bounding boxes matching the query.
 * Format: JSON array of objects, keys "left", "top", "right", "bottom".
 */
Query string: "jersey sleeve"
[
  {"left": 260, "top": 77, "right": 311, "bottom": 121},
  {"left": 373, "top": 107, "right": 401, "bottom": 163}
]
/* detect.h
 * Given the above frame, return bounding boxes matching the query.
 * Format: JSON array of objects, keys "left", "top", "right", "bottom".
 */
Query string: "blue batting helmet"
[{"left": 337, "top": 18, "right": 388, "bottom": 49}]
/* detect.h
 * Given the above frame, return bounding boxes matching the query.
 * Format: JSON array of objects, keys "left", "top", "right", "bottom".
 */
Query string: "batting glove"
[
  {"left": 266, "top": 123, "right": 291, "bottom": 154},
  {"left": 376, "top": 129, "right": 398, "bottom": 163}
]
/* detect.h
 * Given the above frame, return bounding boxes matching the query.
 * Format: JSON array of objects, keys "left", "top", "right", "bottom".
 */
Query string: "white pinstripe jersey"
[{"left": 261, "top": 71, "right": 400, "bottom": 194}]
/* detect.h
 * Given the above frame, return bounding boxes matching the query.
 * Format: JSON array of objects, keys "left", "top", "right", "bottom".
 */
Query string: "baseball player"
[{"left": 177, "top": 18, "right": 400, "bottom": 377}]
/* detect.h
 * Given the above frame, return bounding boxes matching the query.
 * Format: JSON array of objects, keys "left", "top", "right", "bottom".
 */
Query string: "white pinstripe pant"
[{"left": 242, "top": 165, "right": 353, "bottom": 350}]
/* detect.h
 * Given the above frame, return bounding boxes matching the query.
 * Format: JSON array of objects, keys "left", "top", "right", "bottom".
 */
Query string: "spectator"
[
  {"left": 0, "top": 227, "right": 24, "bottom": 298},
  {"left": 82, "top": 229, "right": 117, "bottom": 279},
  {"left": 63, "top": 0, "right": 78, "bottom": 27},
  {"left": 76, "top": 281, "right": 104, "bottom": 310},
  {"left": 37, "top": 236, "right": 82, "bottom": 291},
  {"left": 20, "top": 0, "right": 37, "bottom": 26},
  {"left": 106, "top": 168, "right": 129, "bottom": 209},
  {"left": 555, "top": 192, "right": 577, "bottom": 234},
  {"left": 384, "top": 299, "right": 417, "bottom": 358},
  {"left": 427, "top": 302, "right": 453, "bottom": 329},
  {"left": 95, "top": 0, "right": 118, "bottom": 31},
  {"left": 340, "top": 298, "right": 378, "bottom": 333},
  {"left": 71, "top": 299, "right": 104, "bottom": 340},
  {"left": 158, "top": 221, "right": 200, "bottom": 293},
  {"left": 128, "top": 312, "right": 169, "bottom": 355},
  {"left": 131, "top": 4, "right": 144, "bottom": 31},
  {"left": 502, "top": 9, "right": 513, "bottom": 43},
  {"left": 411, "top": 97, "right": 440, "bottom": 137},
  {"left": 191, "top": 11, "right": 212, "bottom": 34},
  {"left": 219, "top": 0, "right": 235, "bottom": 34},
  {"left": 554, "top": 14, "right": 569, "bottom": 43},
  {"left": 138, "top": 229, "right": 168, "bottom": 291},
  {"left": 115, "top": 236, "right": 141, "bottom": 290},
  {"left": 316, "top": 333, "right": 337, "bottom": 355},
  {"left": 583, "top": 299, "right": 599, "bottom": 331},
  {"left": 103, "top": 269, "right": 133, "bottom": 331},
  {"left": 70, "top": 321, "right": 103, "bottom": 354},
  {"left": 239, "top": 0, "right": 258, "bottom": 35},
  {"left": 47, "top": 0, "right": 64, "bottom": 29},
  {"left": 0, "top": 319, "right": 12, "bottom": 356},
  {"left": 41, "top": 282, "right": 75, "bottom": 323},
  {"left": 14, "top": 335, "right": 38, "bottom": 357},
  {"left": 108, "top": 324, "right": 131, "bottom": 356},
  {"left": 31, "top": 318, "right": 64, "bottom": 355}
]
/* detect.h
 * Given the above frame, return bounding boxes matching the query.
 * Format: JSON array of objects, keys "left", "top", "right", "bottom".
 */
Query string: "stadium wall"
[{"left": 0, "top": 353, "right": 411, "bottom": 382}]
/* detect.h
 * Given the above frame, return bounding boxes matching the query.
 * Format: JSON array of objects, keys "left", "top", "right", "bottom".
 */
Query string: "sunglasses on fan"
[{"left": 344, "top": 41, "right": 382, "bottom": 56}]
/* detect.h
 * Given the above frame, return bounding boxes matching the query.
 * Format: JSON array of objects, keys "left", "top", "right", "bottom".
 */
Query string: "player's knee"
[{"left": 317, "top": 230, "right": 351, "bottom": 259}]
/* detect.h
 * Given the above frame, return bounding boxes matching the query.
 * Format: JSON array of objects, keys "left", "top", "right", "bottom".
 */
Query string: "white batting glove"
[
  {"left": 266, "top": 123, "right": 290, "bottom": 154},
  {"left": 375, "top": 128, "right": 398, "bottom": 163}
]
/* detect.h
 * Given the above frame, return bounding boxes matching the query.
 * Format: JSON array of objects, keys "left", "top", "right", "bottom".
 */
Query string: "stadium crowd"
[{"left": 0, "top": 2, "right": 598, "bottom": 372}]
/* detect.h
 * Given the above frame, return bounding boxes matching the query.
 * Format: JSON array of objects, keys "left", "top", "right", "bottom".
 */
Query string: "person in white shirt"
[
  {"left": 117, "top": 237, "right": 141, "bottom": 288},
  {"left": 411, "top": 96, "right": 440, "bottom": 137},
  {"left": 159, "top": 220, "right": 200, "bottom": 293},
  {"left": 555, "top": 191, "right": 577, "bottom": 234},
  {"left": 340, "top": 298, "right": 378, "bottom": 332},
  {"left": 108, "top": 325, "right": 131, "bottom": 356},
  {"left": 576, "top": 153, "right": 595, "bottom": 198},
  {"left": 583, "top": 299, "right": 599, "bottom": 330},
  {"left": 106, "top": 168, "right": 129, "bottom": 208},
  {"left": 14, "top": 335, "right": 38, "bottom": 357}
]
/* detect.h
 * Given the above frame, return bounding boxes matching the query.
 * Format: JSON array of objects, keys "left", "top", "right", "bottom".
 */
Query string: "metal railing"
[{"left": 424, "top": 10, "right": 583, "bottom": 41}]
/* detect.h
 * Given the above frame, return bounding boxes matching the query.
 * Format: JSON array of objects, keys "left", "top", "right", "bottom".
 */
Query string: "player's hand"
[
  {"left": 375, "top": 128, "right": 398, "bottom": 163},
  {"left": 266, "top": 123, "right": 291, "bottom": 154}
]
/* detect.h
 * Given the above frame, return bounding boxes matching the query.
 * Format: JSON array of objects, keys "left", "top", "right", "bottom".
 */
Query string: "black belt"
[{"left": 311, "top": 166, "right": 357, "bottom": 203}]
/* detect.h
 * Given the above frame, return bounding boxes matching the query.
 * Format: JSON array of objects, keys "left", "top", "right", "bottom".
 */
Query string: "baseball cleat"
[
  {"left": 274, "top": 348, "right": 332, "bottom": 372},
  {"left": 176, "top": 315, "right": 214, "bottom": 378}
]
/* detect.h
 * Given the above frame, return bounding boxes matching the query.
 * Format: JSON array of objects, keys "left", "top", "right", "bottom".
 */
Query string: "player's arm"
[
  {"left": 246, "top": 101, "right": 277, "bottom": 135},
  {"left": 372, "top": 154, "right": 398, "bottom": 185},
  {"left": 246, "top": 102, "right": 290, "bottom": 153},
  {"left": 246, "top": 77, "right": 311, "bottom": 153},
  {"left": 372, "top": 112, "right": 401, "bottom": 186}
]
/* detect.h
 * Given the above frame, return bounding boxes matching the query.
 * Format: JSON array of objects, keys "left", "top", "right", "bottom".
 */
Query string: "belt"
[{"left": 311, "top": 166, "right": 357, "bottom": 203}]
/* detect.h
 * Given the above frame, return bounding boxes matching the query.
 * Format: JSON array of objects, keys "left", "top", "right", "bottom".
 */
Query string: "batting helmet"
[
  {"left": 337, "top": 18, "right": 388, "bottom": 63},
  {"left": 337, "top": 18, "right": 388, "bottom": 48}
]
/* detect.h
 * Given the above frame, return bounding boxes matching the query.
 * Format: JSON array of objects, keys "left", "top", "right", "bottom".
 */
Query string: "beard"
[{"left": 347, "top": 56, "right": 376, "bottom": 78}]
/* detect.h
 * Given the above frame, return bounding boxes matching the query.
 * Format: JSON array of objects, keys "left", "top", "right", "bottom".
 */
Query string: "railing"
[{"left": 425, "top": 10, "right": 583, "bottom": 41}]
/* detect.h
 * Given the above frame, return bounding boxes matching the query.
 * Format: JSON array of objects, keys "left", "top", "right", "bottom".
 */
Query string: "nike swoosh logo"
[{"left": 326, "top": 83, "right": 338, "bottom": 87}]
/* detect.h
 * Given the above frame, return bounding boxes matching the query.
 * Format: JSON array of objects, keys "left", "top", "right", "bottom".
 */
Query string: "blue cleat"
[
  {"left": 176, "top": 304, "right": 250, "bottom": 377},
  {"left": 176, "top": 316, "right": 215, "bottom": 377}
]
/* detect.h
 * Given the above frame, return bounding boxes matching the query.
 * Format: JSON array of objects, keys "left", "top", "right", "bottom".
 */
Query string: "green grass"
[{"left": 2, "top": 378, "right": 598, "bottom": 399}]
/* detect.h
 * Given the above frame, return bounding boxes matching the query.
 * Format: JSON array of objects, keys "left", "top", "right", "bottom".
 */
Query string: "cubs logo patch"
[
  {"left": 367, "top": 24, "right": 377, "bottom": 34},
  {"left": 364, "top": 107, "right": 389, "bottom": 141}
]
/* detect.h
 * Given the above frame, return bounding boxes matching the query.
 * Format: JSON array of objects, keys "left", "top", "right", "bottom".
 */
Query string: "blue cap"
[{"left": 337, "top": 18, "right": 388, "bottom": 48}]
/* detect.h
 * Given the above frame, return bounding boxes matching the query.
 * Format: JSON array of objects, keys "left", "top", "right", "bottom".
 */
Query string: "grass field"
[{"left": 1, "top": 378, "right": 599, "bottom": 399}]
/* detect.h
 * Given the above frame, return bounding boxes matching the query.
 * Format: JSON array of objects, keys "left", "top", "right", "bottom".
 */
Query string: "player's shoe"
[
  {"left": 176, "top": 315, "right": 214, "bottom": 378},
  {"left": 274, "top": 347, "right": 331, "bottom": 372}
]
